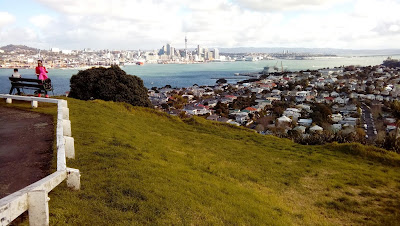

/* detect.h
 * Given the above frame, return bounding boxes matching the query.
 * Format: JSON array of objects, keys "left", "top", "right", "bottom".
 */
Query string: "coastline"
[
  {"left": 0, "top": 55, "right": 397, "bottom": 95},
  {"left": 1, "top": 55, "right": 397, "bottom": 70}
]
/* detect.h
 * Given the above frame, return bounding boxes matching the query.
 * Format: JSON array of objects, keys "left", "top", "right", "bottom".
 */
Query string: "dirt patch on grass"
[{"left": 0, "top": 106, "right": 54, "bottom": 198}]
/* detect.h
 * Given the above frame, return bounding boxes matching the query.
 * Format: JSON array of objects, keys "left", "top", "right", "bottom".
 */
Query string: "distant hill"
[
  {"left": 6, "top": 98, "right": 395, "bottom": 225},
  {"left": 0, "top": 44, "right": 38, "bottom": 53}
]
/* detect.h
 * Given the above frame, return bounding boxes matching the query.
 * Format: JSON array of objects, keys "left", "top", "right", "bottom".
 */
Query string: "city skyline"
[{"left": 0, "top": 0, "right": 399, "bottom": 50}]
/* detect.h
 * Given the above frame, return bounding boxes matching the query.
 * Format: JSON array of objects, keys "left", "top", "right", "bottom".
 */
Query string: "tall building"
[
  {"left": 185, "top": 36, "right": 188, "bottom": 59},
  {"left": 203, "top": 48, "right": 209, "bottom": 60},
  {"left": 185, "top": 36, "right": 188, "bottom": 51},
  {"left": 197, "top": 45, "right": 202, "bottom": 57},
  {"left": 158, "top": 45, "right": 166, "bottom": 55},
  {"left": 166, "top": 43, "right": 171, "bottom": 56},
  {"left": 214, "top": 48, "right": 219, "bottom": 60}
]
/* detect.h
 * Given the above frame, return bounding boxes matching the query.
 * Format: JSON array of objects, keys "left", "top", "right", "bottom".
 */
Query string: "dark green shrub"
[{"left": 69, "top": 65, "right": 152, "bottom": 107}]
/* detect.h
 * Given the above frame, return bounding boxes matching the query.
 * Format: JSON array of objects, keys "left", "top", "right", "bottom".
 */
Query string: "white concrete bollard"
[
  {"left": 65, "top": 136, "right": 75, "bottom": 159},
  {"left": 63, "top": 120, "right": 72, "bottom": 137},
  {"left": 58, "top": 107, "right": 69, "bottom": 120},
  {"left": 28, "top": 190, "right": 49, "bottom": 226},
  {"left": 67, "top": 168, "right": 81, "bottom": 190},
  {"left": 6, "top": 98, "right": 12, "bottom": 104},
  {"left": 58, "top": 100, "right": 68, "bottom": 108},
  {"left": 58, "top": 119, "right": 72, "bottom": 137},
  {"left": 31, "top": 101, "right": 38, "bottom": 108}
]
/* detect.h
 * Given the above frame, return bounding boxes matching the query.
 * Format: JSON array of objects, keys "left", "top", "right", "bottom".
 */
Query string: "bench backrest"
[
  {"left": 9, "top": 77, "right": 42, "bottom": 84},
  {"left": 9, "top": 77, "right": 53, "bottom": 91}
]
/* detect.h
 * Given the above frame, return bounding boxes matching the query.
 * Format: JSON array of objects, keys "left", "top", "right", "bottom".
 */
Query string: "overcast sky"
[{"left": 0, "top": 0, "right": 399, "bottom": 50}]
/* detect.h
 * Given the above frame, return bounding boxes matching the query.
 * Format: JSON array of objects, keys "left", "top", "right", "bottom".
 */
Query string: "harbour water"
[{"left": 0, "top": 55, "right": 397, "bottom": 95}]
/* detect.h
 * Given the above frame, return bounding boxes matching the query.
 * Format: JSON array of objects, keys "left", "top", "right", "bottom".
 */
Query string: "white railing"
[{"left": 0, "top": 94, "right": 80, "bottom": 226}]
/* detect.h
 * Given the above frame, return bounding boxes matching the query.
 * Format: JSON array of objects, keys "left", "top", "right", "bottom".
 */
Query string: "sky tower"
[
  {"left": 185, "top": 36, "right": 187, "bottom": 51},
  {"left": 185, "top": 35, "right": 188, "bottom": 60}
]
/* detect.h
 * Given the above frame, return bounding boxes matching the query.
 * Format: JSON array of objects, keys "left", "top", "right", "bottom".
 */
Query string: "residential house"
[
  {"left": 207, "top": 115, "right": 219, "bottom": 121},
  {"left": 283, "top": 108, "right": 301, "bottom": 120},
  {"left": 334, "top": 97, "right": 347, "bottom": 105},
  {"left": 235, "top": 112, "right": 250, "bottom": 124},
  {"left": 330, "top": 113, "right": 343, "bottom": 123},
  {"left": 331, "top": 124, "right": 342, "bottom": 132},
  {"left": 293, "top": 126, "right": 306, "bottom": 134},
  {"left": 310, "top": 125, "right": 323, "bottom": 133},
  {"left": 218, "top": 117, "right": 232, "bottom": 123},
  {"left": 183, "top": 105, "right": 197, "bottom": 115},
  {"left": 298, "top": 118, "right": 313, "bottom": 127},
  {"left": 277, "top": 115, "right": 292, "bottom": 124}
]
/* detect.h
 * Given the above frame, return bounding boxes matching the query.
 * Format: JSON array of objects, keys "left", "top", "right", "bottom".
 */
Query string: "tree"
[
  {"left": 310, "top": 104, "right": 332, "bottom": 125},
  {"left": 69, "top": 65, "right": 152, "bottom": 107},
  {"left": 214, "top": 101, "right": 229, "bottom": 117},
  {"left": 169, "top": 94, "right": 187, "bottom": 109},
  {"left": 255, "top": 124, "right": 265, "bottom": 132},
  {"left": 273, "top": 106, "right": 284, "bottom": 116},
  {"left": 391, "top": 101, "right": 400, "bottom": 120}
]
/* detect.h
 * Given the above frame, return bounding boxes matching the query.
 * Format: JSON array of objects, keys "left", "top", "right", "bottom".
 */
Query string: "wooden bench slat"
[{"left": 9, "top": 77, "right": 42, "bottom": 83}]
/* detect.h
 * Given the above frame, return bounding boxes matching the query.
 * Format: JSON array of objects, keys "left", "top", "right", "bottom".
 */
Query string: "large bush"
[{"left": 69, "top": 65, "right": 152, "bottom": 107}]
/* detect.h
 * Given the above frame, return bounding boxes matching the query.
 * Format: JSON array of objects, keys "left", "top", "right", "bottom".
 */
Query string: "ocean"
[{"left": 0, "top": 55, "right": 398, "bottom": 95}]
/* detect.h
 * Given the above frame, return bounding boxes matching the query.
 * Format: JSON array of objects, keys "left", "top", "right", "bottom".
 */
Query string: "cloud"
[
  {"left": 29, "top": 14, "right": 55, "bottom": 28},
  {"left": 3, "top": 0, "right": 398, "bottom": 49},
  {"left": 0, "top": 12, "right": 16, "bottom": 27},
  {"left": 389, "top": 25, "right": 400, "bottom": 33},
  {"left": 0, "top": 27, "right": 38, "bottom": 45},
  {"left": 233, "top": 0, "right": 349, "bottom": 11}
]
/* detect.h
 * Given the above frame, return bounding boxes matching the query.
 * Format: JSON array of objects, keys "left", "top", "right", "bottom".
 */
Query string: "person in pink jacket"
[
  {"left": 35, "top": 60, "right": 50, "bottom": 97},
  {"left": 35, "top": 60, "right": 48, "bottom": 80}
]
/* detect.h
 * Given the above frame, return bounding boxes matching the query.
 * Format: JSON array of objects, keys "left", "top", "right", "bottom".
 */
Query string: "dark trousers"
[{"left": 9, "top": 86, "right": 21, "bottom": 95}]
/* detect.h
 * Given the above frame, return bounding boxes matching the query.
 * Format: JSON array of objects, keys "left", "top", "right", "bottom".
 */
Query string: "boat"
[
  {"left": 262, "top": 67, "right": 269, "bottom": 74},
  {"left": 273, "top": 61, "right": 279, "bottom": 71},
  {"left": 136, "top": 61, "right": 144, "bottom": 65}
]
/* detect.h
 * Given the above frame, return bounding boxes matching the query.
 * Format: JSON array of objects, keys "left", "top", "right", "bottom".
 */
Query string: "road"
[
  {"left": 0, "top": 106, "right": 54, "bottom": 198},
  {"left": 361, "top": 103, "right": 377, "bottom": 141}
]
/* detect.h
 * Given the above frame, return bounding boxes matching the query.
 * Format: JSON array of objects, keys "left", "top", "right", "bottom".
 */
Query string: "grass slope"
[{"left": 3, "top": 99, "right": 400, "bottom": 225}]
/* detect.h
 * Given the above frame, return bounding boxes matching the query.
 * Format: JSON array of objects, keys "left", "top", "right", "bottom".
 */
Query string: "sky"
[{"left": 0, "top": 0, "right": 399, "bottom": 50}]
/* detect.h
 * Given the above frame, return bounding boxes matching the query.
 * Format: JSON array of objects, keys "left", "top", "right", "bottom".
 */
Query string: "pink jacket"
[{"left": 38, "top": 67, "right": 48, "bottom": 80}]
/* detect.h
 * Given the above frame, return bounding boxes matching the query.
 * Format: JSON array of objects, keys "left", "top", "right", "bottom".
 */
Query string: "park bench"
[{"left": 9, "top": 77, "right": 53, "bottom": 96}]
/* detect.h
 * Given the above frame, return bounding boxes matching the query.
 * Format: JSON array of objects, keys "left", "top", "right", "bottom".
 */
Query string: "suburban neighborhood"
[{"left": 149, "top": 60, "right": 400, "bottom": 151}]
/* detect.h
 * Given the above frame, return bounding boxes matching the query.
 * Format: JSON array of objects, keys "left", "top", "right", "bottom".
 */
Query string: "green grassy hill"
[{"left": 5, "top": 99, "right": 400, "bottom": 225}]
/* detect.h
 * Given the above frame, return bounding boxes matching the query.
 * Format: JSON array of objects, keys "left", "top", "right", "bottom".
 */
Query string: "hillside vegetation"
[{"left": 3, "top": 99, "right": 400, "bottom": 225}]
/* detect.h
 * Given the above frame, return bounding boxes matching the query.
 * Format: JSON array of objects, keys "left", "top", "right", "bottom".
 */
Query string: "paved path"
[
  {"left": 0, "top": 106, "right": 54, "bottom": 198},
  {"left": 361, "top": 103, "right": 377, "bottom": 141}
]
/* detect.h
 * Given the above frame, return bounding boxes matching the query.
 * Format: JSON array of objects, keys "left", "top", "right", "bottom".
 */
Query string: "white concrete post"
[
  {"left": 64, "top": 136, "right": 75, "bottom": 159},
  {"left": 5, "top": 98, "right": 12, "bottom": 104},
  {"left": 58, "top": 119, "right": 72, "bottom": 137},
  {"left": 67, "top": 168, "right": 81, "bottom": 190},
  {"left": 59, "top": 107, "right": 69, "bottom": 120},
  {"left": 28, "top": 190, "right": 49, "bottom": 226},
  {"left": 31, "top": 101, "right": 38, "bottom": 108},
  {"left": 58, "top": 100, "right": 68, "bottom": 108},
  {"left": 64, "top": 120, "right": 72, "bottom": 137}
]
